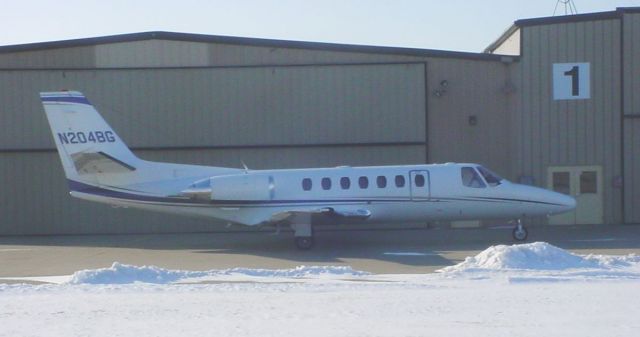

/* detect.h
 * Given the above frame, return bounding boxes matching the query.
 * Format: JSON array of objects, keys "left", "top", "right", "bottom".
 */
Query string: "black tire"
[
  {"left": 512, "top": 226, "right": 528, "bottom": 241},
  {"left": 295, "top": 236, "right": 315, "bottom": 250}
]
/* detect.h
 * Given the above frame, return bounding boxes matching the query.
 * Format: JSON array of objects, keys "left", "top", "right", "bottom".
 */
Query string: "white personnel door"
[{"left": 547, "top": 166, "right": 603, "bottom": 225}]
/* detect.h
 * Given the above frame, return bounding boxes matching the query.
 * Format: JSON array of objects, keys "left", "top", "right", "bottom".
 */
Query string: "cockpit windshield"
[
  {"left": 461, "top": 167, "right": 486, "bottom": 188},
  {"left": 477, "top": 166, "right": 504, "bottom": 186}
]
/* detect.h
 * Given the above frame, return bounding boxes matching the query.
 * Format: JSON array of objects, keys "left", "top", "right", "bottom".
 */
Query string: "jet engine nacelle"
[{"left": 209, "top": 174, "right": 275, "bottom": 201}]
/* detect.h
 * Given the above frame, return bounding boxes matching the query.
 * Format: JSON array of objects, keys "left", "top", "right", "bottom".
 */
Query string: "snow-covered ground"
[{"left": 1, "top": 242, "right": 639, "bottom": 337}]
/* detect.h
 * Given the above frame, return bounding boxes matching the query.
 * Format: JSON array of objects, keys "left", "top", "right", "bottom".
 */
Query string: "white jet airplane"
[{"left": 41, "top": 91, "right": 576, "bottom": 249}]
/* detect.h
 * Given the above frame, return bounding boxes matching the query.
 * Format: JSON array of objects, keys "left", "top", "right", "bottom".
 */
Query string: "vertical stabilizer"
[{"left": 40, "top": 91, "right": 139, "bottom": 182}]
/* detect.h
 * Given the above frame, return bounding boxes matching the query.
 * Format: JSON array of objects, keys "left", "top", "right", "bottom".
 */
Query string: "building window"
[
  {"left": 395, "top": 175, "right": 405, "bottom": 188},
  {"left": 340, "top": 177, "right": 351, "bottom": 190},
  {"left": 358, "top": 176, "right": 369, "bottom": 189},
  {"left": 302, "top": 178, "right": 312, "bottom": 191},
  {"left": 580, "top": 171, "right": 597, "bottom": 194},
  {"left": 461, "top": 167, "right": 486, "bottom": 188},
  {"left": 553, "top": 172, "right": 570, "bottom": 195},
  {"left": 377, "top": 176, "right": 387, "bottom": 188},
  {"left": 321, "top": 177, "right": 332, "bottom": 190},
  {"left": 414, "top": 174, "right": 425, "bottom": 187}
]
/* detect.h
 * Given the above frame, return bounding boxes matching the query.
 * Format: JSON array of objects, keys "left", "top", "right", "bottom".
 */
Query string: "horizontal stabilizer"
[{"left": 71, "top": 151, "right": 136, "bottom": 174}]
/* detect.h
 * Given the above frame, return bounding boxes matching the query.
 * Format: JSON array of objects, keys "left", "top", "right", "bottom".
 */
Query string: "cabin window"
[
  {"left": 358, "top": 176, "right": 369, "bottom": 189},
  {"left": 321, "top": 177, "right": 332, "bottom": 190},
  {"left": 477, "top": 166, "right": 503, "bottom": 187},
  {"left": 395, "top": 175, "right": 405, "bottom": 188},
  {"left": 340, "top": 177, "right": 351, "bottom": 190},
  {"left": 376, "top": 176, "right": 387, "bottom": 188},
  {"left": 461, "top": 167, "right": 486, "bottom": 188},
  {"left": 302, "top": 178, "right": 312, "bottom": 191},
  {"left": 414, "top": 174, "right": 425, "bottom": 187}
]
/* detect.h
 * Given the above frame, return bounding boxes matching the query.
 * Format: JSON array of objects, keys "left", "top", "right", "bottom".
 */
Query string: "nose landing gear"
[{"left": 512, "top": 219, "right": 528, "bottom": 241}]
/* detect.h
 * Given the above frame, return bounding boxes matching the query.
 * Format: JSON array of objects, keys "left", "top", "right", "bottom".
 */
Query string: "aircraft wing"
[{"left": 268, "top": 207, "right": 371, "bottom": 223}]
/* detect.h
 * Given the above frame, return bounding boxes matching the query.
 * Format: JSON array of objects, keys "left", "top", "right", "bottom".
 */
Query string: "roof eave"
[{"left": 0, "top": 31, "right": 511, "bottom": 62}]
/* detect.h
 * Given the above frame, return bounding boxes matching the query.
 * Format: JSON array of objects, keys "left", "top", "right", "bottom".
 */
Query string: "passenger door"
[
  {"left": 547, "top": 166, "right": 603, "bottom": 225},
  {"left": 410, "top": 170, "right": 430, "bottom": 200}
]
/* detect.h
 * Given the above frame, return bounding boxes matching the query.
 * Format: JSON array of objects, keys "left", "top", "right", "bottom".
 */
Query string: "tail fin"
[{"left": 40, "top": 91, "right": 139, "bottom": 182}]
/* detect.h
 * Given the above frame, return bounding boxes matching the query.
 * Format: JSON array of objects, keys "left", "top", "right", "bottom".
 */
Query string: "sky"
[{"left": 0, "top": 0, "right": 638, "bottom": 52}]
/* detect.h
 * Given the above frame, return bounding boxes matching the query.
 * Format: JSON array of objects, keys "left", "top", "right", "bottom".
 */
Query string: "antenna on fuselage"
[{"left": 241, "top": 160, "right": 249, "bottom": 173}]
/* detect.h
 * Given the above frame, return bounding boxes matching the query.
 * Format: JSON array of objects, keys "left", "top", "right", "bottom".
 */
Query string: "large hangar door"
[
  {"left": 0, "top": 63, "right": 428, "bottom": 235},
  {"left": 197, "top": 63, "right": 427, "bottom": 150}
]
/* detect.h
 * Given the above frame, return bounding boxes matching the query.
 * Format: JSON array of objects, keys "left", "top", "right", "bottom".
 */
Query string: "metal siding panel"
[
  {"left": 522, "top": 29, "right": 541, "bottom": 181},
  {"left": 623, "top": 122, "right": 631, "bottom": 222},
  {"left": 547, "top": 24, "right": 561, "bottom": 168},
  {"left": 0, "top": 46, "right": 96, "bottom": 68},
  {"left": 565, "top": 22, "right": 579, "bottom": 165},
  {"left": 627, "top": 120, "right": 640, "bottom": 223},
  {"left": 427, "top": 59, "right": 510, "bottom": 175},
  {"left": 635, "top": 121, "right": 640, "bottom": 223},
  {"left": 0, "top": 64, "right": 426, "bottom": 151},
  {"left": 515, "top": 19, "right": 622, "bottom": 224},
  {"left": 535, "top": 25, "right": 547, "bottom": 179},
  {"left": 95, "top": 40, "right": 209, "bottom": 68},
  {"left": 207, "top": 43, "right": 424, "bottom": 67},
  {"left": 610, "top": 20, "right": 623, "bottom": 225},
  {"left": 0, "top": 71, "right": 63, "bottom": 149},
  {"left": 624, "top": 14, "right": 640, "bottom": 115}
]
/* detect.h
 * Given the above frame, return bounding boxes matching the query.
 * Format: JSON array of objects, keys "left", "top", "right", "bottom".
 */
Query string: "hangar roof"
[
  {"left": 485, "top": 6, "right": 640, "bottom": 54},
  {"left": 515, "top": 6, "right": 640, "bottom": 27},
  {"left": 0, "top": 31, "right": 509, "bottom": 62}
]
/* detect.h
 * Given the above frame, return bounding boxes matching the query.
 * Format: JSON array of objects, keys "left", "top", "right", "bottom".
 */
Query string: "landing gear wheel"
[
  {"left": 512, "top": 225, "right": 528, "bottom": 241},
  {"left": 295, "top": 236, "right": 315, "bottom": 250}
]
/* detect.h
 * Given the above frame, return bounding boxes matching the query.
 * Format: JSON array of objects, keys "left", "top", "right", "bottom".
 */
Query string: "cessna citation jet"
[{"left": 41, "top": 91, "right": 576, "bottom": 249}]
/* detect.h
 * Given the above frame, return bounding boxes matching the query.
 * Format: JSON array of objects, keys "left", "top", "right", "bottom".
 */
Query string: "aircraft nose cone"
[{"left": 551, "top": 192, "right": 576, "bottom": 213}]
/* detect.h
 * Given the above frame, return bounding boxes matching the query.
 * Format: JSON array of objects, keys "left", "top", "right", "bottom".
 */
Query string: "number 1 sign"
[
  {"left": 553, "top": 63, "right": 591, "bottom": 100},
  {"left": 553, "top": 63, "right": 590, "bottom": 100}
]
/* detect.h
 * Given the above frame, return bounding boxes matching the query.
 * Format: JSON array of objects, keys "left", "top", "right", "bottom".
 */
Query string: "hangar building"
[{"left": 0, "top": 7, "right": 638, "bottom": 235}]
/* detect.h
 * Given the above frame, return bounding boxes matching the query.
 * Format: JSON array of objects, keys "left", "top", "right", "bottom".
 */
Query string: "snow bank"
[
  {"left": 68, "top": 263, "right": 369, "bottom": 284},
  {"left": 439, "top": 242, "right": 640, "bottom": 273}
]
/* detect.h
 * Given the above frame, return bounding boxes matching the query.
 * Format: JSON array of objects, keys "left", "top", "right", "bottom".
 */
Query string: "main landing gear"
[
  {"left": 512, "top": 219, "right": 528, "bottom": 241},
  {"left": 291, "top": 222, "right": 314, "bottom": 250}
]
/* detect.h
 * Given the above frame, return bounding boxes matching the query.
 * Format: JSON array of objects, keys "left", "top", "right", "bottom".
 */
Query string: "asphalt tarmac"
[{"left": 1, "top": 224, "right": 639, "bottom": 277}]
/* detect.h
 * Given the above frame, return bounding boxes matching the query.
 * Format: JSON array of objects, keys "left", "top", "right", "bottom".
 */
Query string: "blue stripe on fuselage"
[
  {"left": 66, "top": 179, "right": 563, "bottom": 207},
  {"left": 41, "top": 96, "right": 92, "bottom": 105}
]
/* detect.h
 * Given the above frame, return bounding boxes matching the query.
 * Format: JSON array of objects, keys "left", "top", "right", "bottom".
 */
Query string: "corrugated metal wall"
[
  {"left": 510, "top": 19, "right": 623, "bottom": 224},
  {"left": 0, "top": 46, "right": 96, "bottom": 68},
  {"left": 0, "top": 64, "right": 426, "bottom": 150},
  {"left": 623, "top": 120, "right": 640, "bottom": 223},
  {"left": 426, "top": 59, "right": 511, "bottom": 175},
  {"left": 623, "top": 13, "right": 640, "bottom": 223},
  {"left": 623, "top": 13, "right": 640, "bottom": 116},
  {"left": 0, "top": 40, "right": 424, "bottom": 69}
]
